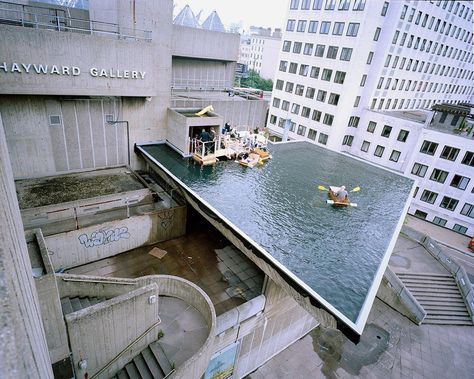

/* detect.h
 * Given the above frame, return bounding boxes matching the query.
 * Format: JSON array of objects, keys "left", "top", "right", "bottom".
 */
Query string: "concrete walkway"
[{"left": 246, "top": 232, "right": 474, "bottom": 379}]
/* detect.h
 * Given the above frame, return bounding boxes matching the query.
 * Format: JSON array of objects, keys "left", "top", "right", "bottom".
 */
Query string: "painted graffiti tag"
[
  {"left": 158, "top": 211, "right": 174, "bottom": 231},
  {"left": 78, "top": 227, "right": 130, "bottom": 248}
]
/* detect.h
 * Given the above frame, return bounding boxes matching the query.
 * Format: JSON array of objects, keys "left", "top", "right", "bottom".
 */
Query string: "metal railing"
[{"left": 0, "top": 1, "right": 152, "bottom": 41}]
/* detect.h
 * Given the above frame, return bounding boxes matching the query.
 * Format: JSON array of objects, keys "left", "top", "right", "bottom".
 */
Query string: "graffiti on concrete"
[
  {"left": 158, "top": 210, "right": 174, "bottom": 231},
  {"left": 78, "top": 227, "right": 130, "bottom": 248}
]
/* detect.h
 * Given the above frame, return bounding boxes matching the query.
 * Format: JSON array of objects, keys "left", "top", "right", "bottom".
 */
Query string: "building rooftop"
[
  {"left": 137, "top": 141, "right": 414, "bottom": 337},
  {"left": 432, "top": 103, "right": 474, "bottom": 118},
  {"left": 370, "top": 109, "right": 429, "bottom": 124}
]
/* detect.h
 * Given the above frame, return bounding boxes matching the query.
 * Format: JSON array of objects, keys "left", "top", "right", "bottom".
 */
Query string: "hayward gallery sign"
[{"left": 0, "top": 62, "right": 146, "bottom": 79}]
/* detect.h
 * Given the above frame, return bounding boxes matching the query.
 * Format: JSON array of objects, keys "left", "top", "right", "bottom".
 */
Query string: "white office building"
[{"left": 267, "top": 0, "right": 474, "bottom": 235}]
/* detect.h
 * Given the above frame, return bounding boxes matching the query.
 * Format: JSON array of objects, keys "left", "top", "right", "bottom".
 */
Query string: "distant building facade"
[{"left": 267, "top": 0, "right": 474, "bottom": 235}]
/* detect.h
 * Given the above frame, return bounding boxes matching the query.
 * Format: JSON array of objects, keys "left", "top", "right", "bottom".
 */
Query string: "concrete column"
[{"left": 0, "top": 112, "right": 53, "bottom": 379}]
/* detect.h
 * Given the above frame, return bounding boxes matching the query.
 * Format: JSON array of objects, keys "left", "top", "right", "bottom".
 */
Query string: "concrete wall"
[
  {"left": 45, "top": 208, "right": 186, "bottom": 269},
  {"left": 0, "top": 112, "right": 53, "bottom": 378},
  {"left": 172, "top": 25, "right": 239, "bottom": 62},
  {"left": 172, "top": 58, "right": 236, "bottom": 90},
  {"left": 65, "top": 283, "right": 160, "bottom": 379}
]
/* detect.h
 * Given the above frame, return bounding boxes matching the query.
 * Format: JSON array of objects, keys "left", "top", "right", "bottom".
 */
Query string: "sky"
[{"left": 173, "top": 0, "right": 288, "bottom": 32}]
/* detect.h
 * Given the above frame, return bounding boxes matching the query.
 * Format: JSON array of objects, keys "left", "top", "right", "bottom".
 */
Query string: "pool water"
[{"left": 141, "top": 142, "right": 414, "bottom": 323}]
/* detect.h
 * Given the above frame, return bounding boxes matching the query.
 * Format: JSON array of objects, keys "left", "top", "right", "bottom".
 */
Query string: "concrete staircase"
[
  {"left": 396, "top": 272, "right": 472, "bottom": 325},
  {"left": 111, "top": 341, "right": 173, "bottom": 379},
  {"left": 60, "top": 296, "right": 107, "bottom": 315}
]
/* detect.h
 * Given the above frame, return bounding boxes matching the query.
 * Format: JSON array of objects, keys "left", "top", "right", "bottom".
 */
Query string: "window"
[
  {"left": 288, "top": 62, "right": 297, "bottom": 74},
  {"left": 392, "top": 30, "right": 399, "bottom": 44},
  {"left": 420, "top": 190, "right": 438, "bottom": 204},
  {"left": 348, "top": 116, "right": 359, "bottom": 128},
  {"left": 333, "top": 22, "right": 344, "bottom": 35},
  {"left": 353, "top": 0, "right": 365, "bottom": 11},
  {"left": 325, "top": 0, "right": 335, "bottom": 10},
  {"left": 301, "top": 0, "right": 311, "bottom": 9},
  {"left": 411, "top": 163, "right": 428, "bottom": 177},
  {"left": 275, "top": 80, "right": 284, "bottom": 90},
  {"left": 367, "top": 121, "right": 376, "bottom": 133},
  {"left": 430, "top": 169, "right": 448, "bottom": 183},
  {"left": 374, "top": 27, "right": 381, "bottom": 41},
  {"left": 334, "top": 71, "right": 346, "bottom": 84},
  {"left": 327, "top": 46, "right": 338, "bottom": 59},
  {"left": 290, "top": 0, "right": 299, "bottom": 9},
  {"left": 295, "top": 84, "right": 304, "bottom": 95},
  {"left": 49, "top": 115, "right": 61, "bottom": 125},
  {"left": 320, "top": 22, "right": 331, "bottom": 34},
  {"left": 361, "top": 140, "right": 370, "bottom": 152},
  {"left": 313, "top": 0, "right": 323, "bottom": 9},
  {"left": 440, "top": 146, "right": 460, "bottom": 161},
  {"left": 308, "top": 20, "right": 319, "bottom": 34},
  {"left": 374, "top": 145, "right": 385, "bottom": 157},
  {"left": 346, "top": 23, "right": 359, "bottom": 37},
  {"left": 310, "top": 66, "right": 320, "bottom": 78},
  {"left": 294, "top": 35, "right": 310, "bottom": 57},
  {"left": 301, "top": 107, "right": 311, "bottom": 118},
  {"left": 291, "top": 103, "right": 300, "bottom": 114},
  {"left": 285, "top": 82, "right": 294, "bottom": 92},
  {"left": 461, "top": 151, "right": 474, "bottom": 167},
  {"left": 297, "top": 124, "right": 307, "bottom": 136},
  {"left": 323, "top": 114, "right": 334, "bottom": 126},
  {"left": 390, "top": 150, "right": 401, "bottom": 162},
  {"left": 282, "top": 40, "right": 291, "bottom": 52},
  {"left": 322, "top": 68, "right": 333, "bottom": 81},
  {"left": 432, "top": 216, "right": 447, "bottom": 226},
  {"left": 366, "top": 51, "right": 374, "bottom": 64},
  {"left": 340, "top": 48, "right": 352, "bottom": 61},
  {"left": 328, "top": 93, "right": 339, "bottom": 105},
  {"left": 293, "top": 42, "right": 302, "bottom": 53},
  {"left": 306, "top": 87, "right": 315, "bottom": 98},
  {"left": 414, "top": 210, "right": 428, "bottom": 219},
  {"left": 450, "top": 175, "right": 470, "bottom": 190},
  {"left": 338, "top": 0, "right": 350, "bottom": 10},
  {"left": 297, "top": 20, "right": 307, "bottom": 32},
  {"left": 279, "top": 60, "right": 288, "bottom": 71},
  {"left": 287, "top": 19, "right": 296, "bottom": 31},
  {"left": 397, "top": 129, "right": 409, "bottom": 142},
  {"left": 272, "top": 98, "right": 281, "bottom": 108},
  {"left": 318, "top": 133, "right": 328, "bottom": 145},
  {"left": 384, "top": 55, "right": 391, "bottom": 67},
  {"left": 308, "top": 129, "right": 317, "bottom": 140},
  {"left": 312, "top": 110, "right": 322, "bottom": 121},
  {"left": 353, "top": 96, "right": 360, "bottom": 107},
  {"left": 299, "top": 64, "right": 309, "bottom": 76},
  {"left": 452, "top": 224, "right": 468, "bottom": 234},
  {"left": 461, "top": 203, "right": 474, "bottom": 218},
  {"left": 281, "top": 100, "right": 289, "bottom": 111},
  {"left": 316, "top": 90, "right": 327, "bottom": 102},
  {"left": 315, "top": 44, "right": 325, "bottom": 57},
  {"left": 400, "top": 4, "right": 408, "bottom": 19},
  {"left": 342, "top": 135, "right": 353, "bottom": 146},
  {"left": 451, "top": 115, "right": 460, "bottom": 126},
  {"left": 381, "top": 125, "right": 392, "bottom": 137},
  {"left": 440, "top": 196, "right": 458, "bottom": 211},
  {"left": 420, "top": 140, "right": 438, "bottom": 155},
  {"left": 381, "top": 1, "right": 389, "bottom": 16},
  {"left": 269, "top": 115, "right": 277, "bottom": 125}
]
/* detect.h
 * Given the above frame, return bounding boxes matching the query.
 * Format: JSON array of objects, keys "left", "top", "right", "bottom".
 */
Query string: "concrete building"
[
  {"left": 239, "top": 27, "right": 282, "bottom": 80},
  {"left": 267, "top": 0, "right": 474, "bottom": 235}
]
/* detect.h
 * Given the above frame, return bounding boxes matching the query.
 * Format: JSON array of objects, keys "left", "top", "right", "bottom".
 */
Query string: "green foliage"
[
  {"left": 157, "top": 329, "right": 164, "bottom": 340},
  {"left": 241, "top": 70, "right": 273, "bottom": 91}
]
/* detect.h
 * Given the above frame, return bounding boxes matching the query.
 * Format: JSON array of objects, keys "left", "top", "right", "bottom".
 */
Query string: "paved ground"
[{"left": 246, "top": 220, "right": 474, "bottom": 379}]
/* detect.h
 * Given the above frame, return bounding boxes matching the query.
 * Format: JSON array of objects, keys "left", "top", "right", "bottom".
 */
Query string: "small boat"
[
  {"left": 327, "top": 186, "right": 357, "bottom": 207},
  {"left": 252, "top": 147, "right": 270, "bottom": 160},
  {"left": 239, "top": 153, "right": 262, "bottom": 168}
]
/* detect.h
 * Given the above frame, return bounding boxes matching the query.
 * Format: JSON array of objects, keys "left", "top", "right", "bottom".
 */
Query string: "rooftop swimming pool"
[{"left": 138, "top": 142, "right": 414, "bottom": 333}]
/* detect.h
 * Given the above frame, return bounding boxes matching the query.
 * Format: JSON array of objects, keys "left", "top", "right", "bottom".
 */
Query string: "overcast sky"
[{"left": 173, "top": 0, "right": 288, "bottom": 31}]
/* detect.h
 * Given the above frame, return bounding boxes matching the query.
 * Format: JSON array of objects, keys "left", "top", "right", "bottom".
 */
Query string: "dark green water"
[{"left": 142, "top": 143, "right": 413, "bottom": 323}]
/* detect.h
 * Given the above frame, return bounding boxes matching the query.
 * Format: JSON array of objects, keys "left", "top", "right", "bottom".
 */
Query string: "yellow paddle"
[
  {"left": 318, "top": 185, "right": 328, "bottom": 191},
  {"left": 318, "top": 185, "right": 360, "bottom": 192},
  {"left": 350, "top": 186, "right": 361, "bottom": 192}
]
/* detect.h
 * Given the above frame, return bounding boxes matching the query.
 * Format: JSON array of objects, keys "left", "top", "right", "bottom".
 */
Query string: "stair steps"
[
  {"left": 396, "top": 272, "right": 472, "bottom": 326},
  {"left": 111, "top": 341, "right": 173, "bottom": 379},
  {"left": 60, "top": 296, "right": 107, "bottom": 316}
]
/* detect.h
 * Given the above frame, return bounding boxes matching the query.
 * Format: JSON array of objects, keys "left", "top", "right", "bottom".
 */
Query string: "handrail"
[
  {"left": 90, "top": 317, "right": 162, "bottom": 379},
  {"left": 0, "top": 2, "right": 152, "bottom": 41}
]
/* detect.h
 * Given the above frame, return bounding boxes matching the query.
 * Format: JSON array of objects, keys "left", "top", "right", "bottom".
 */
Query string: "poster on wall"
[{"left": 203, "top": 341, "right": 240, "bottom": 379}]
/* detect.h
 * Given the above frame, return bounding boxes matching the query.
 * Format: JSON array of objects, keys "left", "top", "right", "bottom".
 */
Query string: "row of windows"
[
  {"left": 358, "top": 140, "right": 401, "bottom": 162},
  {"left": 290, "top": 0, "right": 367, "bottom": 12},
  {"left": 369, "top": 95, "right": 474, "bottom": 113},
  {"left": 269, "top": 115, "right": 329, "bottom": 145},
  {"left": 431, "top": 0, "right": 473, "bottom": 19},
  {"left": 400, "top": 4, "right": 473, "bottom": 44},
  {"left": 416, "top": 211, "right": 470, "bottom": 235},
  {"left": 419, "top": 141, "right": 474, "bottom": 166},
  {"left": 411, "top": 163, "right": 473, "bottom": 192},
  {"left": 278, "top": 61, "right": 346, "bottom": 84},
  {"left": 274, "top": 79, "right": 341, "bottom": 108},
  {"left": 287, "top": 19, "right": 361, "bottom": 36},
  {"left": 391, "top": 31, "right": 473, "bottom": 65},
  {"left": 375, "top": 76, "right": 471, "bottom": 96},
  {"left": 272, "top": 97, "right": 336, "bottom": 125},
  {"left": 418, "top": 191, "right": 473, "bottom": 217},
  {"left": 282, "top": 40, "right": 353, "bottom": 61}
]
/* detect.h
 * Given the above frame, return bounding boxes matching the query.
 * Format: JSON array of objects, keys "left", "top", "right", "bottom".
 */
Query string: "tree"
[{"left": 240, "top": 70, "right": 273, "bottom": 91}]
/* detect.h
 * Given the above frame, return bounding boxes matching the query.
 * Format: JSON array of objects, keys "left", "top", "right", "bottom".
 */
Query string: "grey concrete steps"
[
  {"left": 111, "top": 342, "right": 173, "bottom": 379},
  {"left": 395, "top": 272, "right": 472, "bottom": 326},
  {"left": 60, "top": 296, "right": 107, "bottom": 316}
]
